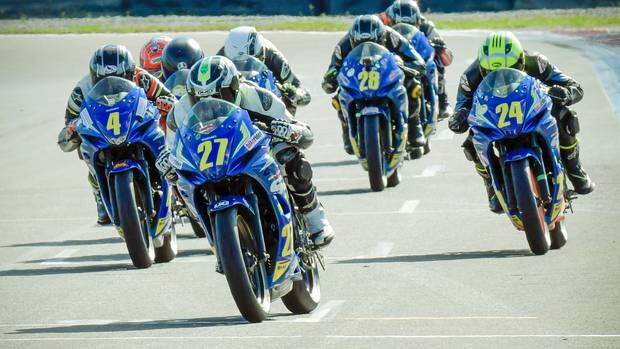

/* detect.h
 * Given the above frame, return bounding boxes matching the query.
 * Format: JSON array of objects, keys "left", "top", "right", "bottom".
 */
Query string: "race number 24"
[{"left": 496, "top": 101, "right": 523, "bottom": 128}]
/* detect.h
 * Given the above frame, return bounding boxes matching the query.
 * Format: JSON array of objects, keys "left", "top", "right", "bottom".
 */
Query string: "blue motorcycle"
[
  {"left": 468, "top": 68, "right": 569, "bottom": 255},
  {"left": 170, "top": 98, "right": 322, "bottom": 322},
  {"left": 163, "top": 68, "right": 190, "bottom": 99},
  {"left": 393, "top": 23, "right": 438, "bottom": 139},
  {"left": 77, "top": 76, "right": 177, "bottom": 268},
  {"left": 337, "top": 42, "right": 409, "bottom": 191},
  {"left": 232, "top": 56, "right": 282, "bottom": 97}
]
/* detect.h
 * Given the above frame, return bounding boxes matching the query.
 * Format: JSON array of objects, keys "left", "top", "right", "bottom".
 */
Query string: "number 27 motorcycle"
[
  {"left": 469, "top": 68, "right": 570, "bottom": 255},
  {"left": 169, "top": 98, "right": 322, "bottom": 323},
  {"left": 337, "top": 42, "right": 409, "bottom": 192},
  {"left": 77, "top": 76, "right": 177, "bottom": 268}
]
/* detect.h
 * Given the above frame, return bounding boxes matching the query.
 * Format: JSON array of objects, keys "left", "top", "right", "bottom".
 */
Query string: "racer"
[
  {"left": 448, "top": 32, "right": 595, "bottom": 212},
  {"left": 321, "top": 14, "right": 427, "bottom": 156},
  {"left": 217, "top": 26, "right": 311, "bottom": 115},
  {"left": 139, "top": 35, "right": 172, "bottom": 80},
  {"left": 156, "top": 56, "right": 335, "bottom": 248},
  {"left": 160, "top": 36, "right": 204, "bottom": 82},
  {"left": 379, "top": 0, "right": 454, "bottom": 121},
  {"left": 57, "top": 44, "right": 176, "bottom": 224}
]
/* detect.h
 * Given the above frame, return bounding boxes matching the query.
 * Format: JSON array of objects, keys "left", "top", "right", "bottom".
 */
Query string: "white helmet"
[{"left": 224, "top": 26, "right": 265, "bottom": 61}]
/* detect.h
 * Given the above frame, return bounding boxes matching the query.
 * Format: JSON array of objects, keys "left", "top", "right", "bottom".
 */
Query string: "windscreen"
[
  {"left": 184, "top": 98, "right": 238, "bottom": 134},
  {"left": 478, "top": 68, "right": 526, "bottom": 98},
  {"left": 87, "top": 76, "right": 135, "bottom": 106}
]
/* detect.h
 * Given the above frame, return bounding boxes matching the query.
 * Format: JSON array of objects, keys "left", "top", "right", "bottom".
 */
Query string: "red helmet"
[{"left": 139, "top": 36, "right": 172, "bottom": 79}]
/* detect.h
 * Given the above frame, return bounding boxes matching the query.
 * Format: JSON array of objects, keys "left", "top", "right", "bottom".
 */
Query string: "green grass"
[{"left": 0, "top": 15, "right": 618, "bottom": 34}]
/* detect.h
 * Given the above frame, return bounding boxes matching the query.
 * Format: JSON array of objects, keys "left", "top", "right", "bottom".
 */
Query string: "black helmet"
[
  {"left": 89, "top": 44, "right": 136, "bottom": 84},
  {"left": 161, "top": 37, "right": 204, "bottom": 81},
  {"left": 386, "top": 0, "right": 422, "bottom": 26},
  {"left": 349, "top": 15, "right": 386, "bottom": 48},
  {"left": 186, "top": 56, "right": 240, "bottom": 104}
]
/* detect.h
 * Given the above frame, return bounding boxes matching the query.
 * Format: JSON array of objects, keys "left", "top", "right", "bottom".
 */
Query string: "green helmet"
[{"left": 478, "top": 32, "right": 524, "bottom": 75}]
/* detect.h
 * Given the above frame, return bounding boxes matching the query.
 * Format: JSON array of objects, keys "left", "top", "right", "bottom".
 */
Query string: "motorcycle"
[
  {"left": 77, "top": 76, "right": 177, "bottom": 268},
  {"left": 163, "top": 68, "right": 190, "bottom": 99},
  {"left": 393, "top": 22, "right": 438, "bottom": 142},
  {"left": 337, "top": 42, "right": 409, "bottom": 191},
  {"left": 232, "top": 55, "right": 282, "bottom": 97},
  {"left": 468, "top": 68, "right": 570, "bottom": 255},
  {"left": 169, "top": 98, "right": 322, "bottom": 322}
]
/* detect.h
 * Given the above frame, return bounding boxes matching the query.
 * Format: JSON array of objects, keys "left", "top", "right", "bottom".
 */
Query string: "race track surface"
[{"left": 0, "top": 31, "right": 619, "bottom": 348}]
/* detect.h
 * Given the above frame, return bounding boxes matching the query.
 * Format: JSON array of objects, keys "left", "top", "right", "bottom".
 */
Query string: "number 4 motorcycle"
[{"left": 469, "top": 68, "right": 570, "bottom": 255}]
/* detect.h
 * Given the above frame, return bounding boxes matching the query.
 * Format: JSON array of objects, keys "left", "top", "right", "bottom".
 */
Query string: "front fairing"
[
  {"left": 233, "top": 56, "right": 281, "bottom": 96},
  {"left": 164, "top": 69, "right": 190, "bottom": 99}
]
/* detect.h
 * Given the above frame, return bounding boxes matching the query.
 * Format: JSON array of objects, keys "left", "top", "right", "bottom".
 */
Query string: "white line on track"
[
  {"left": 0, "top": 217, "right": 92, "bottom": 223},
  {"left": 339, "top": 316, "right": 537, "bottom": 320},
  {"left": 397, "top": 200, "right": 420, "bottom": 214},
  {"left": 369, "top": 242, "right": 394, "bottom": 258},
  {"left": 418, "top": 165, "right": 443, "bottom": 178},
  {"left": 294, "top": 300, "right": 345, "bottom": 322},
  {"left": 315, "top": 165, "right": 443, "bottom": 183},
  {"left": 41, "top": 249, "right": 78, "bottom": 265},
  {"left": 430, "top": 129, "right": 455, "bottom": 141}
]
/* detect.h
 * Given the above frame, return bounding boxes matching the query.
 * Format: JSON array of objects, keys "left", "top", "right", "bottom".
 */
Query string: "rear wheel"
[
  {"left": 550, "top": 220, "right": 568, "bottom": 250},
  {"left": 281, "top": 255, "right": 321, "bottom": 314},
  {"left": 511, "top": 159, "right": 550, "bottom": 255},
  {"left": 114, "top": 171, "right": 155, "bottom": 269},
  {"left": 189, "top": 215, "right": 207, "bottom": 238},
  {"left": 387, "top": 167, "right": 401, "bottom": 188},
  {"left": 155, "top": 229, "right": 177, "bottom": 263},
  {"left": 215, "top": 207, "right": 270, "bottom": 323},
  {"left": 364, "top": 115, "right": 386, "bottom": 192}
]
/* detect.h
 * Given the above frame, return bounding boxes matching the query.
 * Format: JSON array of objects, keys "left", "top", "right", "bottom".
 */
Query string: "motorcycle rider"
[
  {"left": 217, "top": 26, "right": 311, "bottom": 115},
  {"left": 448, "top": 32, "right": 595, "bottom": 213},
  {"left": 57, "top": 44, "right": 177, "bottom": 224},
  {"left": 160, "top": 36, "right": 204, "bottom": 83},
  {"left": 321, "top": 14, "right": 427, "bottom": 156},
  {"left": 379, "top": 0, "right": 454, "bottom": 121},
  {"left": 157, "top": 56, "right": 335, "bottom": 248},
  {"left": 139, "top": 35, "right": 172, "bottom": 80}
]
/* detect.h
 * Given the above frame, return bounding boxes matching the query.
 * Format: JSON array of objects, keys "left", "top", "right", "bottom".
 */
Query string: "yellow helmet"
[{"left": 478, "top": 32, "right": 524, "bottom": 75}]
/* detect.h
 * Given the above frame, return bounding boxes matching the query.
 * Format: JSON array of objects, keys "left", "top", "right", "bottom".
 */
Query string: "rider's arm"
[
  {"left": 65, "top": 86, "right": 84, "bottom": 125},
  {"left": 524, "top": 51, "right": 584, "bottom": 106},
  {"left": 385, "top": 27, "right": 425, "bottom": 69},
  {"left": 322, "top": 35, "right": 351, "bottom": 94},
  {"left": 262, "top": 39, "right": 311, "bottom": 106},
  {"left": 134, "top": 67, "right": 174, "bottom": 101},
  {"left": 449, "top": 60, "right": 484, "bottom": 133}
]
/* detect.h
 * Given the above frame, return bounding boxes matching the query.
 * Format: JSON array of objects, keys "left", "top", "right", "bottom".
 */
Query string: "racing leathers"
[
  {"left": 216, "top": 38, "right": 311, "bottom": 115},
  {"left": 58, "top": 67, "right": 175, "bottom": 223},
  {"left": 449, "top": 51, "right": 594, "bottom": 211},
  {"left": 165, "top": 81, "right": 335, "bottom": 247},
  {"left": 321, "top": 26, "right": 427, "bottom": 155},
  {"left": 379, "top": 11, "right": 453, "bottom": 119}
]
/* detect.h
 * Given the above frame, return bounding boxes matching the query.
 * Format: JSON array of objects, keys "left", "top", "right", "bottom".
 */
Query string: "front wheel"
[
  {"left": 215, "top": 207, "right": 270, "bottom": 323},
  {"left": 364, "top": 115, "right": 386, "bottom": 192},
  {"left": 114, "top": 171, "right": 155, "bottom": 269},
  {"left": 511, "top": 159, "right": 550, "bottom": 255}
]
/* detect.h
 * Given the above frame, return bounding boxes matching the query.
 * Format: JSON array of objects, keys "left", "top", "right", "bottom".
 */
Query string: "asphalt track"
[{"left": 0, "top": 30, "right": 619, "bottom": 349}]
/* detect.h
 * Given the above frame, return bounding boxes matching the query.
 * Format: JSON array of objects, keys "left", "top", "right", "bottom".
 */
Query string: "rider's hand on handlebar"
[{"left": 548, "top": 85, "right": 569, "bottom": 106}]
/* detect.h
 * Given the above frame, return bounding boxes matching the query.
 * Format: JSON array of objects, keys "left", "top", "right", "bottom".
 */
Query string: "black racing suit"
[
  {"left": 451, "top": 50, "right": 591, "bottom": 192},
  {"left": 217, "top": 38, "right": 311, "bottom": 115}
]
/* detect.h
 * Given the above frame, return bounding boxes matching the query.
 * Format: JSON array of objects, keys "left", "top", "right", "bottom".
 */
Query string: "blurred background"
[{"left": 1, "top": 0, "right": 618, "bottom": 18}]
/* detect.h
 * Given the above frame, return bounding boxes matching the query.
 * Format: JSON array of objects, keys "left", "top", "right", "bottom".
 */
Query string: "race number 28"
[{"left": 358, "top": 70, "right": 380, "bottom": 91}]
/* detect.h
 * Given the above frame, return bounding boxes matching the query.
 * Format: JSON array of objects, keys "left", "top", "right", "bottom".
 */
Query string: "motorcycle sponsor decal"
[
  {"left": 79, "top": 108, "right": 94, "bottom": 129},
  {"left": 136, "top": 97, "right": 147, "bottom": 117},
  {"left": 198, "top": 123, "right": 217, "bottom": 134},
  {"left": 257, "top": 90, "right": 273, "bottom": 111},
  {"left": 244, "top": 130, "right": 264, "bottom": 151},
  {"left": 280, "top": 62, "right": 291, "bottom": 80},
  {"left": 346, "top": 68, "right": 355, "bottom": 77},
  {"left": 269, "top": 171, "right": 285, "bottom": 193},
  {"left": 213, "top": 200, "right": 230, "bottom": 209},
  {"left": 113, "top": 161, "right": 129, "bottom": 169},
  {"left": 273, "top": 260, "right": 290, "bottom": 282}
]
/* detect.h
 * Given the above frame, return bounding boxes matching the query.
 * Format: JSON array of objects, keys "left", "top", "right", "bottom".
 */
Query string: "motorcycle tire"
[
  {"left": 550, "top": 219, "right": 568, "bottom": 250},
  {"left": 154, "top": 230, "right": 177, "bottom": 263},
  {"left": 189, "top": 215, "right": 207, "bottom": 238},
  {"left": 364, "top": 115, "right": 386, "bottom": 192}
]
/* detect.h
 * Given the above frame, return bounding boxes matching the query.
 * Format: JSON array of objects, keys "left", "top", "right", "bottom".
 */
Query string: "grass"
[{"left": 0, "top": 14, "right": 618, "bottom": 34}]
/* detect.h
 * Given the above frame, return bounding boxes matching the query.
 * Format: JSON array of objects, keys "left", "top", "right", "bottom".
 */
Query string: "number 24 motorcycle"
[
  {"left": 169, "top": 98, "right": 322, "bottom": 323},
  {"left": 468, "top": 68, "right": 570, "bottom": 255}
]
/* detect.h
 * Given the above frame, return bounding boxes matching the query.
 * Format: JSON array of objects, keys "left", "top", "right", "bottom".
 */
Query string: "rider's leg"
[
  {"left": 88, "top": 172, "right": 111, "bottom": 225},
  {"left": 462, "top": 131, "right": 502, "bottom": 213},
  {"left": 332, "top": 95, "right": 353, "bottom": 155}
]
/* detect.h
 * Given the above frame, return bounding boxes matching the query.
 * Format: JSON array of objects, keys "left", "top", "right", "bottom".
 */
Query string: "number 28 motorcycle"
[
  {"left": 337, "top": 42, "right": 409, "bottom": 191},
  {"left": 469, "top": 68, "right": 570, "bottom": 255},
  {"left": 77, "top": 76, "right": 177, "bottom": 268},
  {"left": 169, "top": 98, "right": 322, "bottom": 323}
]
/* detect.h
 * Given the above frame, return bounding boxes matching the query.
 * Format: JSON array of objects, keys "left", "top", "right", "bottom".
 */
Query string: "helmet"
[
  {"left": 89, "top": 44, "right": 136, "bottom": 84},
  {"left": 139, "top": 36, "right": 171, "bottom": 79},
  {"left": 478, "top": 32, "right": 525, "bottom": 76},
  {"left": 186, "top": 56, "right": 240, "bottom": 104},
  {"left": 386, "top": 0, "right": 421, "bottom": 26},
  {"left": 161, "top": 36, "right": 204, "bottom": 80},
  {"left": 349, "top": 15, "right": 386, "bottom": 48},
  {"left": 224, "top": 26, "right": 265, "bottom": 61}
]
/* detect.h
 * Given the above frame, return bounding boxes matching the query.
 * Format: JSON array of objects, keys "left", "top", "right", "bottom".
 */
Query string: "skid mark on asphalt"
[
  {"left": 293, "top": 300, "right": 345, "bottom": 323},
  {"left": 41, "top": 249, "right": 78, "bottom": 265}
]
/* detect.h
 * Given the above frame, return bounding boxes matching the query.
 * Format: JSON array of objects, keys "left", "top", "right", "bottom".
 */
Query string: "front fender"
[
  {"left": 502, "top": 148, "right": 540, "bottom": 165},
  {"left": 209, "top": 195, "right": 253, "bottom": 213},
  {"left": 108, "top": 159, "right": 145, "bottom": 176}
]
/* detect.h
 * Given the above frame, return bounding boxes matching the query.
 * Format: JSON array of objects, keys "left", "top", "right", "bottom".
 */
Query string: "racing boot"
[
  {"left": 561, "top": 141, "right": 595, "bottom": 195},
  {"left": 337, "top": 111, "right": 354, "bottom": 155},
  {"left": 407, "top": 116, "right": 426, "bottom": 159},
  {"left": 437, "top": 92, "right": 453, "bottom": 122},
  {"left": 88, "top": 173, "right": 111, "bottom": 225},
  {"left": 477, "top": 164, "right": 503, "bottom": 214},
  {"left": 294, "top": 187, "right": 335, "bottom": 248}
]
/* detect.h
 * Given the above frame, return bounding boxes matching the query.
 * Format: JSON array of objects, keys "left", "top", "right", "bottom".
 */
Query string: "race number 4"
[
  {"left": 358, "top": 70, "right": 380, "bottom": 91},
  {"left": 197, "top": 138, "right": 229, "bottom": 171},
  {"left": 107, "top": 111, "right": 121, "bottom": 135},
  {"left": 496, "top": 101, "right": 524, "bottom": 128}
]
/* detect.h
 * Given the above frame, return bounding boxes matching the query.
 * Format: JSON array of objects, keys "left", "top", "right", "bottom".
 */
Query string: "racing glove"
[
  {"left": 270, "top": 120, "right": 314, "bottom": 149},
  {"left": 155, "top": 149, "right": 177, "bottom": 183},
  {"left": 281, "top": 83, "right": 312, "bottom": 106},
  {"left": 156, "top": 95, "right": 176, "bottom": 113},
  {"left": 448, "top": 109, "right": 470, "bottom": 134},
  {"left": 321, "top": 68, "right": 338, "bottom": 94},
  {"left": 57, "top": 119, "right": 80, "bottom": 152},
  {"left": 548, "top": 85, "right": 570, "bottom": 106}
]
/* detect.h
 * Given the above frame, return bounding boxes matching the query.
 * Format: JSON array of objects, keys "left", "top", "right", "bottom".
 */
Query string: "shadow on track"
[
  {"left": 318, "top": 188, "right": 372, "bottom": 196},
  {"left": 22, "top": 249, "right": 212, "bottom": 265},
  {"left": 336, "top": 249, "right": 532, "bottom": 264},
  {"left": 312, "top": 160, "right": 358, "bottom": 168},
  {"left": 0, "top": 263, "right": 133, "bottom": 277},
  {"left": 2, "top": 237, "right": 121, "bottom": 248}
]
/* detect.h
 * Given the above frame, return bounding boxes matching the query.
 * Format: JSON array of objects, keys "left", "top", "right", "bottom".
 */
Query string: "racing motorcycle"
[
  {"left": 232, "top": 55, "right": 282, "bottom": 97},
  {"left": 468, "top": 68, "right": 570, "bottom": 255},
  {"left": 163, "top": 68, "right": 190, "bottom": 99},
  {"left": 169, "top": 98, "right": 322, "bottom": 322},
  {"left": 77, "top": 76, "right": 177, "bottom": 268},
  {"left": 337, "top": 42, "right": 409, "bottom": 191}
]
